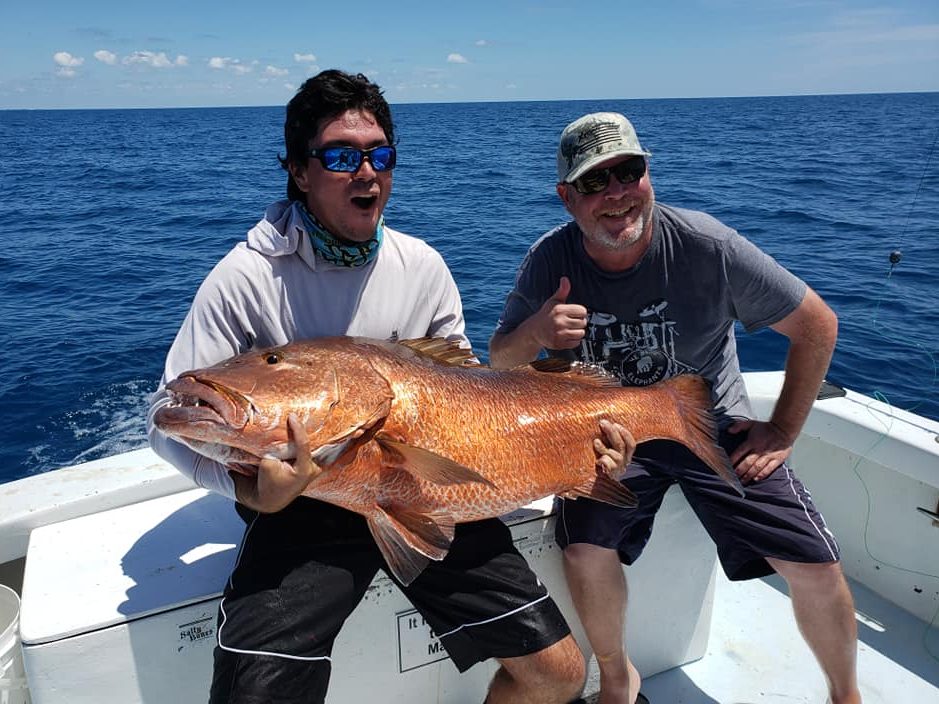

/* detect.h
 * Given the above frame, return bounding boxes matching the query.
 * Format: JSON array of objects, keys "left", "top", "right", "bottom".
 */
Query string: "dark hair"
[{"left": 279, "top": 69, "right": 395, "bottom": 202}]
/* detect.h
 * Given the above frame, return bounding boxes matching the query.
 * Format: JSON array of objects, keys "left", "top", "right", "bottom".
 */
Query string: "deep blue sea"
[{"left": 1, "top": 93, "right": 937, "bottom": 485}]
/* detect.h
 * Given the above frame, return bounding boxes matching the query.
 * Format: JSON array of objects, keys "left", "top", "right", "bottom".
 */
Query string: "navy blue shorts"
[
  {"left": 209, "top": 498, "right": 570, "bottom": 704},
  {"left": 555, "top": 429, "right": 841, "bottom": 581}
]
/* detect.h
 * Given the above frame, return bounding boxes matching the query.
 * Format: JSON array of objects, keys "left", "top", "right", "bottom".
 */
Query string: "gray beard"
[{"left": 582, "top": 209, "right": 648, "bottom": 252}]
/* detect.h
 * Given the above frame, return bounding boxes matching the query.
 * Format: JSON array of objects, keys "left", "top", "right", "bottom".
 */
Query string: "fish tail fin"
[
  {"left": 649, "top": 375, "right": 744, "bottom": 497},
  {"left": 367, "top": 505, "right": 456, "bottom": 586}
]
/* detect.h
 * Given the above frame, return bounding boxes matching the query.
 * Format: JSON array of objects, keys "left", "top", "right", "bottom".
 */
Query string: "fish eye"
[{"left": 265, "top": 353, "right": 280, "bottom": 365}]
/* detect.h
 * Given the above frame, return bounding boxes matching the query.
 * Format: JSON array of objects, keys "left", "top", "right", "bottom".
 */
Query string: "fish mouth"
[{"left": 156, "top": 374, "right": 253, "bottom": 435}]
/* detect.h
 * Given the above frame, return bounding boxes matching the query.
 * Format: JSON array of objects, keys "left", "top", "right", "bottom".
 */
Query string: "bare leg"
[
  {"left": 563, "top": 543, "right": 641, "bottom": 704},
  {"left": 484, "top": 634, "right": 585, "bottom": 704},
  {"left": 767, "top": 558, "right": 862, "bottom": 704}
]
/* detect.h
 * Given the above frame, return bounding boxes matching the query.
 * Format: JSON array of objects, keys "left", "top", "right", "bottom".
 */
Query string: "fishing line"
[
  {"left": 846, "top": 123, "right": 939, "bottom": 661},
  {"left": 867, "top": 249, "right": 939, "bottom": 413},
  {"left": 866, "top": 123, "right": 939, "bottom": 412}
]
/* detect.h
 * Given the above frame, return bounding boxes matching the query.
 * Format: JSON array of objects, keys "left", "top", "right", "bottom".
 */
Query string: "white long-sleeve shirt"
[{"left": 147, "top": 199, "right": 468, "bottom": 498}]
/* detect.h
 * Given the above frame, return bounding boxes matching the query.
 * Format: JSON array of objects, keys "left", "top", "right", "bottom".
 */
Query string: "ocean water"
[{"left": 1, "top": 93, "right": 937, "bottom": 485}]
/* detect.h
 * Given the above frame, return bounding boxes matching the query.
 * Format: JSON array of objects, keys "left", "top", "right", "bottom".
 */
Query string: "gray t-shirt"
[{"left": 495, "top": 203, "right": 806, "bottom": 424}]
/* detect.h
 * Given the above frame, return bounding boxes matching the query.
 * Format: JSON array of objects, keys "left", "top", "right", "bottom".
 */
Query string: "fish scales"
[
  {"left": 369, "top": 369, "right": 636, "bottom": 516},
  {"left": 154, "top": 336, "right": 740, "bottom": 584}
]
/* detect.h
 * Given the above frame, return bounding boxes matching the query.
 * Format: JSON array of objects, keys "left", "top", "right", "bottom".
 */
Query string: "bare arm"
[
  {"left": 489, "top": 276, "right": 588, "bottom": 369},
  {"left": 730, "top": 286, "right": 838, "bottom": 481},
  {"left": 489, "top": 325, "right": 545, "bottom": 370},
  {"left": 766, "top": 287, "right": 839, "bottom": 441}
]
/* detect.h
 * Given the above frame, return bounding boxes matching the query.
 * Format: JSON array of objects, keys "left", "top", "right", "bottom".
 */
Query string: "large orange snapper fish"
[{"left": 154, "top": 336, "right": 741, "bottom": 584}]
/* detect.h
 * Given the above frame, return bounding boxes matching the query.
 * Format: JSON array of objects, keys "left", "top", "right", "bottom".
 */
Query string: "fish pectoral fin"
[
  {"left": 561, "top": 473, "right": 638, "bottom": 508},
  {"left": 375, "top": 434, "right": 495, "bottom": 488},
  {"left": 367, "top": 505, "right": 456, "bottom": 586},
  {"left": 310, "top": 399, "right": 392, "bottom": 469}
]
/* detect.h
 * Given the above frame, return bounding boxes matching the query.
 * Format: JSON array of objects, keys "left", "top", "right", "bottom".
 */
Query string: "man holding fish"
[
  {"left": 148, "top": 71, "right": 632, "bottom": 704},
  {"left": 490, "top": 112, "right": 861, "bottom": 704}
]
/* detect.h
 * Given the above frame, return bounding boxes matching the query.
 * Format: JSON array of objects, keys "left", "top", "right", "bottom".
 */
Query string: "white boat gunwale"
[{"left": 1, "top": 370, "right": 937, "bottom": 704}]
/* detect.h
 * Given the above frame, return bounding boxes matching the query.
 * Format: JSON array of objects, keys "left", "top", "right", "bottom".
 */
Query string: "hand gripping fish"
[{"left": 154, "top": 336, "right": 742, "bottom": 585}]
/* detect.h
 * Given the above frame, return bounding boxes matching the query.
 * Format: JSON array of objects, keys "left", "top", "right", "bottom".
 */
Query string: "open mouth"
[
  {"left": 351, "top": 195, "right": 378, "bottom": 210},
  {"left": 153, "top": 376, "right": 269, "bottom": 467},
  {"left": 159, "top": 375, "right": 251, "bottom": 430},
  {"left": 602, "top": 204, "right": 637, "bottom": 219}
]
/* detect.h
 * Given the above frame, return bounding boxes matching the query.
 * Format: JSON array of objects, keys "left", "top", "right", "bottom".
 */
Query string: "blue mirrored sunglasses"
[{"left": 307, "top": 145, "right": 397, "bottom": 173}]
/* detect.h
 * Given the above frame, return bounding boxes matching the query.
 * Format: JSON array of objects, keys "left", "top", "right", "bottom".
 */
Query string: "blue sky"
[{"left": 2, "top": 1, "right": 937, "bottom": 109}]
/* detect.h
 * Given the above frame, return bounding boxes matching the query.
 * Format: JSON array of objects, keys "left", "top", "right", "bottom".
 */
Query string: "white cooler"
[{"left": 20, "top": 486, "right": 717, "bottom": 703}]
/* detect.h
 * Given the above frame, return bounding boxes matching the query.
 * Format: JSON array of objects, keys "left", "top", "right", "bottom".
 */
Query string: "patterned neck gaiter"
[{"left": 298, "top": 204, "right": 384, "bottom": 268}]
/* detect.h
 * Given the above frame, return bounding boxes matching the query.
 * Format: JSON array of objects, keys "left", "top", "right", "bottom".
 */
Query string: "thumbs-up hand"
[
  {"left": 532, "top": 276, "right": 588, "bottom": 349},
  {"left": 551, "top": 276, "right": 572, "bottom": 304}
]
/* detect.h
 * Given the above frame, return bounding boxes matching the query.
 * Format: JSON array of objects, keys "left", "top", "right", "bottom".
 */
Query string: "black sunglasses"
[
  {"left": 307, "top": 145, "right": 397, "bottom": 173},
  {"left": 571, "top": 156, "right": 646, "bottom": 195}
]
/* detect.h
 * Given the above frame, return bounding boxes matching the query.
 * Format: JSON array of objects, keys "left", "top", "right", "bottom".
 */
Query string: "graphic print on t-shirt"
[{"left": 577, "top": 299, "right": 696, "bottom": 386}]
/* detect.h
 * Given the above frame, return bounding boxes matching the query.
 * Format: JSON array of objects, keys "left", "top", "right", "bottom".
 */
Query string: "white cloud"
[
  {"left": 285, "top": 82, "right": 296, "bottom": 91},
  {"left": 53, "top": 52, "right": 83, "bottom": 77},
  {"left": 447, "top": 53, "right": 469, "bottom": 64},
  {"left": 209, "top": 56, "right": 252, "bottom": 74},
  {"left": 294, "top": 53, "right": 317, "bottom": 63},
  {"left": 53, "top": 51, "right": 84, "bottom": 67},
  {"left": 265, "top": 65, "right": 289, "bottom": 77},
  {"left": 475, "top": 39, "right": 488, "bottom": 47},
  {"left": 127, "top": 51, "right": 170, "bottom": 68},
  {"left": 123, "top": 51, "right": 185, "bottom": 68},
  {"left": 94, "top": 50, "right": 117, "bottom": 65}
]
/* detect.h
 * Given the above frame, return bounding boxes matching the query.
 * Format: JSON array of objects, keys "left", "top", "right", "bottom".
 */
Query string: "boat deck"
[{"left": 600, "top": 571, "right": 939, "bottom": 704}]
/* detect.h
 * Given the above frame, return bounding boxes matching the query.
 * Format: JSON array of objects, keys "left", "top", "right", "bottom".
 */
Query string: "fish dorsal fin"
[
  {"left": 559, "top": 472, "right": 638, "bottom": 508},
  {"left": 397, "top": 337, "right": 481, "bottom": 367},
  {"left": 375, "top": 434, "right": 495, "bottom": 488},
  {"left": 367, "top": 504, "right": 456, "bottom": 585},
  {"left": 526, "top": 359, "right": 621, "bottom": 388}
]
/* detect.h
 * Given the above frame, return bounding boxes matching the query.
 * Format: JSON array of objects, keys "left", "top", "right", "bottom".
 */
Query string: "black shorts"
[
  {"left": 209, "top": 498, "right": 570, "bottom": 704},
  {"left": 556, "top": 429, "right": 841, "bottom": 581}
]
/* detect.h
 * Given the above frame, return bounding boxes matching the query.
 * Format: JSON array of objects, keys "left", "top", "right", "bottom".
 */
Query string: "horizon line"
[{"left": 2, "top": 89, "right": 937, "bottom": 112}]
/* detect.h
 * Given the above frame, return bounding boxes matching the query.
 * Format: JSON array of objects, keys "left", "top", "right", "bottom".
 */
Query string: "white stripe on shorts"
[{"left": 217, "top": 513, "right": 332, "bottom": 663}]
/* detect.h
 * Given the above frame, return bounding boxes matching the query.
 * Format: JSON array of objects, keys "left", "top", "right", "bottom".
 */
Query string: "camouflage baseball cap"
[{"left": 556, "top": 112, "right": 651, "bottom": 183}]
